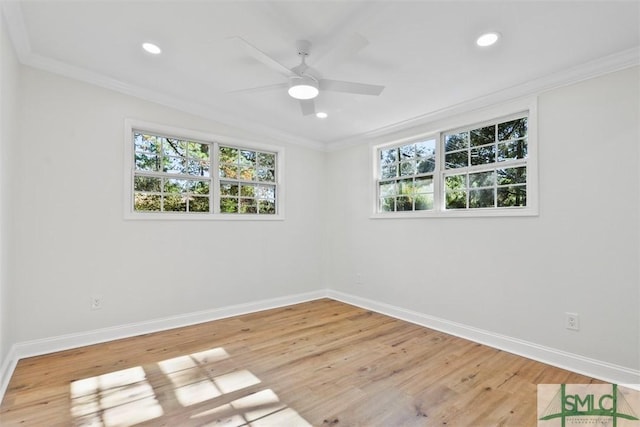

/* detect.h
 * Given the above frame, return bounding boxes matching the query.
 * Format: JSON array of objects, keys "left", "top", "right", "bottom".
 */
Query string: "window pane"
[
  {"left": 398, "top": 178, "right": 414, "bottom": 195},
  {"left": 134, "top": 133, "right": 161, "bottom": 154},
  {"left": 189, "top": 196, "right": 210, "bottom": 212},
  {"left": 497, "top": 167, "right": 527, "bottom": 185},
  {"left": 498, "top": 117, "right": 527, "bottom": 141},
  {"left": 469, "top": 188, "right": 495, "bottom": 208},
  {"left": 445, "top": 174, "right": 467, "bottom": 190},
  {"left": 258, "top": 152, "right": 275, "bottom": 168},
  {"left": 164, "top": 194, "right": 186, "bottom": 212},
  {"left": 445, "top": 175, "right": 467, "bottom": 209},
  {"left": 257, "top": 168, "right": 275, "bottom": 182},
  {"left": 187, "top": 142, "right": 209, "bottom": 160},
  {"left": 163, "top": 139, "right": 186, "bottom": 157},
  {"left": 445, "top": 132, "right": 469, "bottom": 152},
  {"left": 257, "top": 185, "right": 276, "bottom": 200},
  {"left": 219, "top": 164, "right": 238, "bottom": 179},
  {"left": 399, "top": 144, "right": 416, "bottom": 159},
  {"left": 381, "top": 165, "right": 398, "bottom": 179},
  {"left": 220, "top": 198, "right": 238, "bottom": 213},
  {"left": 240, "top": 184, "right": 255, "bottom": 197},
  {"left": 258, "top": 200, "right": 276, "bottom": 214},
  {"left": 380, "top": 148, "right": 398, "bottom": 165},
  {"left": 498, "top": 185, "right": 527, "bottom": 207},
  {"left": 219, "top": 147, "right": 238, "bottom": 164},
  {"left": 414, "top": 177, "right": 433, "bottom": 193},
  {"left": 416, "top": 140, "right": 436, "bottom": 158},
  {"left": 134, "top": 176, "right": 161, "bottom": 192},
  {"left": 187, "top": 159, "right": 210, "bottom": 177},
  {"left": 134, "top": 193, "right": 161, "bottom": 211},
  {"left": 445, "top": 151, "right": 468, "bottom": 169},
  {"left": 469, "top": 171, "right": 495, "bottom": 188},
  {"left": 445, "top": 190, "right": 467, "bottom": 209},
  {"left": 415, "top": 194, "right": 434, "bottom": 210},
  {"left": 163, "top": 156, "right": 187, "bottom": 174},
  {"left": 187, "top": 180, "right": 210, "bottom": 195},
  {"left": 135, "top": 153, "right": 160, "bottom": 171},
  {"left": 380, "top": 197, "right": 395, "bottom": 212},
  {"left": 239, "top": 150, "right": 256, "bottom": 167},
  {"left": 220, "top": 182, "right": 238, "bottom": 196},
  {"left": 396, "top": 196, "right": 413, "bottom": 211},
  {"left": 239, "top": 167, "right": 256, "bottom": 181},
  {"left": 417, "top": 158, "right": 435, "bottom": 173},
  {"left": 498, "top": 139, "right": 528, "bottom": 161},
  {"left": 164, "top": 179, "right": 188, "bottom": 193},
  {"left": 470, "top": 145, "right": 495, "bottom": 166},
  {"left": 399, "top": 161, "right": 416, "bottom": 176},
  {"left": 240, "top": 198, "right": 257, "bottom": 214},
  {"left": 470, "top": 125, "right": 495, "bottom": 147},
  {"left": 379, "top": 182, "right": 397, "bottom": 197}
]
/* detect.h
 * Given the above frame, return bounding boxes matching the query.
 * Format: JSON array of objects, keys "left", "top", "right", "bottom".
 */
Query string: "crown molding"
[
  {"left": 3, "top": 2, "right": 637, "bottom": 153},
  {"left": 327, "top": 46, "right": 640, "bottom": 151},
  {"left": 1, "top": 2, "right": 326, "bottom": 152}
]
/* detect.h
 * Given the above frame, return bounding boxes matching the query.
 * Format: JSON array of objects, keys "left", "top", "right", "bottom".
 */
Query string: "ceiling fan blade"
[
  {"left": 319, "top": 79, "right": 384, "bottom": 96},
  {"left": 299, "top": 99, "right": 316, "bottom": 116},
  {"left": 226, "top": 83, "right": 288, "bottom": 95},
  {"left": 232, "top": 37, "right": 295, "bottom": 78}
]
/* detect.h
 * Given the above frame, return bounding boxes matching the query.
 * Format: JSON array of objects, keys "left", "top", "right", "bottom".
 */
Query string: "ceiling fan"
[{"left": 233, "top": 37, "right": 385, "bottom": 116}]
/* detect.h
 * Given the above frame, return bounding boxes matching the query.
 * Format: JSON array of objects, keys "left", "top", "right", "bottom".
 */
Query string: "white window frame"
[
  {"left": 124, "top": 119, "right": 285, "bottom": 220},
  {"left": 371, "top": 97, "right": 538, "bottom": 218}
]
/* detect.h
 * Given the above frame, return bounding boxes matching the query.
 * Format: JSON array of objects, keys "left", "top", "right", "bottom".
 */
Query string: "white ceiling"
[{"left": 3, "top": 1, "right": 639, "bottom": 148}]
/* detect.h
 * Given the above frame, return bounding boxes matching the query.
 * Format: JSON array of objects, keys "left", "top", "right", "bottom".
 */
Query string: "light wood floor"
[{"left": 0, "top": 299, "right": 600, "bottom": 426}]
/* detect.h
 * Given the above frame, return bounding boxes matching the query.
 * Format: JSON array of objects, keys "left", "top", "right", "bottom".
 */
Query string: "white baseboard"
[
  {"left": 1, "top": 288, "right": 638, "bottom": 403},
  {"left": 0, "top": 289, "right": 327, "bottom": 402},
  {"left": 0, "top": 346, "right": 18, "bottom": 403},
  {"left": 327, "top": 290, "right": 640, "bottom": 389}
]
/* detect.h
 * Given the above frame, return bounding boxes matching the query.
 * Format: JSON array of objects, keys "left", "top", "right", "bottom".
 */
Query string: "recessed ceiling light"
[
  {"left": 142, "top": 42, "right": 162, "bottom": 55},
  {"left": 316, "top": 112, "right": 328, "bottom": 119},
  {"left": 476, "top": 32, "right": 500, "bottom": 47}
]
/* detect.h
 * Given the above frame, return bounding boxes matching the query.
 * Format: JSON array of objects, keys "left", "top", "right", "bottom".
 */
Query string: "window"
[
  {"left": 218, "top": 146, "right": 277, "bottom": 214},
  {"left": 133, "top": 132, "right": 212, "bottom": 213},
  {"left": 379, "top": 139, "right": 436, "bottom": 212},
  {"left": 374, "top": 108, "right": 536, "bottom": 217},
  {"left": 125, "top": 120, "right": 283, "bottom": 219},
  {"left": 443, "top": 116, "right": 528, "bottom": 210}
]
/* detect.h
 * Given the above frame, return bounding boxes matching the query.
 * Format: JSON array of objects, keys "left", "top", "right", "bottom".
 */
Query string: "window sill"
[
  {"left": 370, "top": 207, "right": 538, "bottom": 219},
  {"left": 124, "top": 212, "right": 285, "bottom": 221}
]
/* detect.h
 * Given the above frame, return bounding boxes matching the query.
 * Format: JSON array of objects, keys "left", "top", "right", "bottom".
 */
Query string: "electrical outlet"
[
  {"left": 565, "top": 312, "right": 579, "bottom": 331},
  {"left": 91, "top": 295, "right": 103, "bottom": 310},
  {"left": 356, "top": 273, "right": 363, "bottom": 285}
]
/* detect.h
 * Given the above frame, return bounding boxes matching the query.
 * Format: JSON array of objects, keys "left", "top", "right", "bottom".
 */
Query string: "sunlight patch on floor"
[
  {"left": 69, "top": 347, "right": 311, "bottom": 426},
  {"left": 70, "top": 366, "right": 163, "bottom": 426}
]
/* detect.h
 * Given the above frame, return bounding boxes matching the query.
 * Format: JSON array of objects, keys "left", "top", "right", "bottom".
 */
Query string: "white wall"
[
  {"left": 0, "top": 12, "right": 19, "bottom": 373},
  {"left": 325, "top": 67, "right": 640, "bottom": 371},
  {"left": 10, "top": 66, "right": 325, "bottom": 342}
]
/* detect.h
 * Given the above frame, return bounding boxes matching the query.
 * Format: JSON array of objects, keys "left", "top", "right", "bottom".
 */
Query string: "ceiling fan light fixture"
[{"left": 288, "top": 76, "right": 319, "bottom": 100}]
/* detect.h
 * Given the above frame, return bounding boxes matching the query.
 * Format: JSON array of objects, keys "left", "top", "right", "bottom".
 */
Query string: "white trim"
[
  {"left": 3, "top": 1, "right": 637, "bottom": 151},
  {"left": 329, "top": 48, "right": 639, "bottom": 151},
  {"left": 1, "top": 289, "right": 638, "bottom": 404},
  {"left": 0, "top": 289, "right": 326, "bottom": 402},
  {"left": 326, "top": 290, "right": 640, "bottom": 388},
  {"left": 0, "top": 345, "right": 18, "bottom": 404}
]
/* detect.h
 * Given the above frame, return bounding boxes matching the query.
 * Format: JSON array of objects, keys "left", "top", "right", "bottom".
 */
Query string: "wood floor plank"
[{"left": 0, "top": 299, "right": 603, "bottom": 426}]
